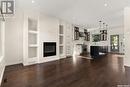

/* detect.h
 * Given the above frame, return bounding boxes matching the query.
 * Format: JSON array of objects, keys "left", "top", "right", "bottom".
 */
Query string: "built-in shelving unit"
[
  {"left": 66, "top": 24, "right": 73, "bottom": 57},
  {"left": 84, "top": 29, "right": 90, "bottom": 41},
  {"left": 28, "top": 18, "right": 38, "bottom": 60},
  {"left": 23, "top": 15, "right": 39, "bottom": 66},
  {"left": 59, "top": 22, "right": 73, "bottom": 58},
  {"left": 74, "top": 26, "right": 79, "bottom": 40},
  {"left": 59, "top": 25, "right": 64, "bottom": 57}
]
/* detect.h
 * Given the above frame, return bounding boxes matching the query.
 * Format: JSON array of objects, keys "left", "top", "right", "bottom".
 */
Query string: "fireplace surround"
[{"left": 43, "top": 42, "right": 56, "bottom": 57}]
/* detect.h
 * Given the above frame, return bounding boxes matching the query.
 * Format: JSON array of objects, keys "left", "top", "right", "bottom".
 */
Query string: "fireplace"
[
  {"left": 82, "top": 44, "right": 87, "bottom": 53},
  {"left": 43, "top": 42, "right": 56, "bottom": 57}
]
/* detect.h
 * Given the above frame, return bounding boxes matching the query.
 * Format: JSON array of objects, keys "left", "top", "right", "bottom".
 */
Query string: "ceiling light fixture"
[
  {"left": 32, "top": 0, "right": 35, "bottom": 3},
  {"left": 104, "top": 3, "right": 108, "bottom": 7}
]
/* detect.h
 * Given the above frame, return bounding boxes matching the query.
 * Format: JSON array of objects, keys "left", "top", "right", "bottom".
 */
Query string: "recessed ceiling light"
[
  {"left": 32, "top": 0, "right": 35, "bottom": 3},
  {"left": 104, "top": 3, "right": 108, "bottom": 7}
]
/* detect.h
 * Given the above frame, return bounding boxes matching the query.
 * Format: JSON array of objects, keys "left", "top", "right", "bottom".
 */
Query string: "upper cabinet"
[
  {"left": 84, "top": 29, "right": 90, "bottom": 41},
  {"left": 100, "top": 30, "right": 107, "bottom": 41},
  {"left": 74, "top": 26, "right": 79, "bottom": 40},
  {"left": 74, "top": 26, "right": 90, "bottom": 41}
]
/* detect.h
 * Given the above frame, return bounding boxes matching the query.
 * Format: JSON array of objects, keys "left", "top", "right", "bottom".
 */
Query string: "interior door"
[{"left": 110, "top": 35, "right": 119, "bottom": 52}]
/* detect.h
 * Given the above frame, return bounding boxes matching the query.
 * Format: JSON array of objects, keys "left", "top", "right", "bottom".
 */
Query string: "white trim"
[
  {"left": 0, "top": 57, "right": 5, "bottom": 86},
  {"left": 29, "top": 44, "right": 38, "bottom": 47},
  {"left": 38, "top": 56, "right": 60, "bottom": 64},
  {"left": 0, "top": 67, "right": 5, "bottom": 85},
  {"left": 0, "top": 21, "right": 5, "bottom": 85}
]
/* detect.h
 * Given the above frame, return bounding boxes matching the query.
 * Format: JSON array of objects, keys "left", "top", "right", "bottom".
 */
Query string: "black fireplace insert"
[{"left": 43, "top": 42, "right": 56, "bottom": 57}]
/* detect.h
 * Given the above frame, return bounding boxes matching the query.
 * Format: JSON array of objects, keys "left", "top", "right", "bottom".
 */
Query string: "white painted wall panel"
[{"left": 124, "top": 7, "right": 130, "bottom": 66}]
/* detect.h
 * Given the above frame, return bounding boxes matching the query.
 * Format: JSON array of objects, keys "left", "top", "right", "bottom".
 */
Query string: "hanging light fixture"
[
  {"left": 98, "top": 21, "right": 108, "bottom": 30},
  {"left": 99, "top": 21, "right": 102, "bottom": 29},
  {"left": 103, "top": 22, "right": 106, "bottom": 29},
  {"left": 106, "top": 24, "right": 108, "bottom": 30}
]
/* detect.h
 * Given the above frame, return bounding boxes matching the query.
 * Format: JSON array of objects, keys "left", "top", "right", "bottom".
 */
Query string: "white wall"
[
  {"left": 0, "top": 21, "right": 5, "bottom": 85},
  {"left": 124, "top": 7, "right": 130, "bottom": 66},
  {"left": 39, "top": 14, "right": 60, "bottom": 63},
  {"left": 0, "top": 22, "right": 2, "bottom": 57},
  {"left": 5, "top": 6, "right": 24, "bottom": 65}
]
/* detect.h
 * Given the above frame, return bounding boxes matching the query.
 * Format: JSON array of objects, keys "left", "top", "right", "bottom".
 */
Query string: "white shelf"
[
  {"left": 28, "top": 57, "right": 37, "bottom": 59},
  {"left": 28, "top": 34, "right": 37, "bottom": 44},
  {"left": 59, "top": 44, "right": 63, "bottom": 46},
  {"left": 28, "top": 18, "right": 38, "bottom": 31},
  {"left": 29, "top": 44, "right": 38, "bottom": 47},
  {"left": 59, "top": 34, "right": 63, "bottom": 36},
  {"left": 59, "top": 46, "right": 63, "bottom": 55},
  {"left": 28, "top": 30, "right": 38, "bottom": 34},
  {"left": 28, "top": 47, "right": 37, "bottom": 58}
]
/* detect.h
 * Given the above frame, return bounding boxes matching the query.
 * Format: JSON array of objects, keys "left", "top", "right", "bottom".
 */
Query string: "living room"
[{"left": 0, "top": 0, "right": 130, "bottom": 87}]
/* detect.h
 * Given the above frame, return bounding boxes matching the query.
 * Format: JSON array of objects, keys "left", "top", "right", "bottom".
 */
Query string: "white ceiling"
[{"left": 19, "top": 0, "right": 130, "bottom": 28}]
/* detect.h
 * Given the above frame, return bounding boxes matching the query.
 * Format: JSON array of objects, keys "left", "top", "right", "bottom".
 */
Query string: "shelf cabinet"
[
  {"left": 74, "top": 26, "right": 79, "bottom": 40},
  {"left": 100, "top": 30, "right": 107, "bottom": 41},
  {"left": 28, "top": 47, "right": 37, "bottom": 58},
  {"left": 28, "top": 18, "right": 38, "bottom": 31},
  {"left": 28, "top": 33, "right": 37, "bottom": 44},
  {"left": 59, "top": 22, "right": 73, "bottom": 58},
  {"left": 59, "top": 25, "right": 64, "bottom": 57},
  {"left": 59, "top": 46, "right": 63, "bottom": 54},
  {"left": 23, "top": 14, "right": 39, "bottom": 66}
]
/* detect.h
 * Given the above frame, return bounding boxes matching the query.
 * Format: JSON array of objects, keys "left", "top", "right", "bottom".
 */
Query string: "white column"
[{"left": 124, "top": 7, "right": 130, "bottom": 66}]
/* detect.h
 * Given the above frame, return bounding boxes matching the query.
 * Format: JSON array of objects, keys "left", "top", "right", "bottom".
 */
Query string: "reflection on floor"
[{"left": 112, "top": 54, "right": 125, "bottom": 58}]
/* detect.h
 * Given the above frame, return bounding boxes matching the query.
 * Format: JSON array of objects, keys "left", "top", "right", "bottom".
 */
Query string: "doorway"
[{"left": 110, "top": 35, "right": 119, "bottom": 52}]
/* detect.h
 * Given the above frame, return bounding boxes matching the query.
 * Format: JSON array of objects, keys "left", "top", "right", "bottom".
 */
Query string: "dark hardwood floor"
[{"left": 1, "top": 54, "right": 130, "bottom": 87}]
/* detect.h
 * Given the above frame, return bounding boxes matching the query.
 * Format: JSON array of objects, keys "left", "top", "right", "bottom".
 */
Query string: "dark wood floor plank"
[{"left": 1, "top": 54, "right": 130, "bottom": 87}]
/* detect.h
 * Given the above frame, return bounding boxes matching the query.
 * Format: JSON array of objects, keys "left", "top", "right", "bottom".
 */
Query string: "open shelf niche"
[
  {"left": 23, "top": 16, "right": 39, "bottom": 66},
  {"left": 59, "top": 25, "right": 64, "bottom": 57}
]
